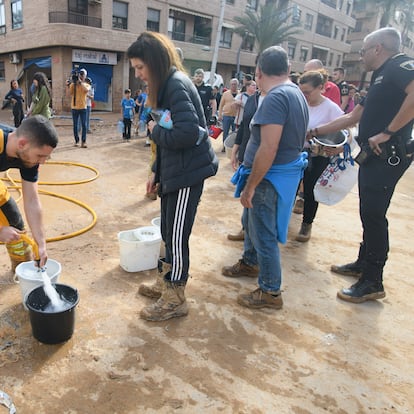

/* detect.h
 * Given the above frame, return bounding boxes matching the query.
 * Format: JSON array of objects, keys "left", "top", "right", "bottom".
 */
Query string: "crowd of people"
[{"left": 1, "top": 27, "right": 413, "bottom": 323}]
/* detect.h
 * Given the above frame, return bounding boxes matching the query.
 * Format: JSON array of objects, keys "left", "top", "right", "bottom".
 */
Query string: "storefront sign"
[{"left": 72, "top": 49, "right": 116, "bottom": 65}]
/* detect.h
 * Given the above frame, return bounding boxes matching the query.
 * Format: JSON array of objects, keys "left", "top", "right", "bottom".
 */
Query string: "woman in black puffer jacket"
[{"left": 127, "top": 32, "right": 218, "bottom": 322}]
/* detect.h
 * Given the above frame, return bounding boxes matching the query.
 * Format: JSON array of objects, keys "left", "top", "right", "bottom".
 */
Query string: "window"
[
  {"left": 0, "top": 0, "right": 5, "bottom": 35},
  {"left": 299, "top": 47, "right": 309, "bottom": 62},
  {"left": 69, "top": 0, "right": 87, "bottom": 15},
  {"left": 316, "top": 14, "right": 333, "bottom": 37},
  {"left": 11, "top": 0, "right": 22, "bottom": 29},
  {"left": 334, "top": 26, "right": 339, "bottom": 39},
  {"left": 321, "top": 0, "right": 336, "bottom": 8},
  {"left": 328, "top": 52, "right": 333, "bottom": 66},
  {"left": 113, "top": 1, "right": 128, "bottom": 30},
  {"left": 147, "top": 8, "right": 160, "bottom": 32},
  {"left": 341, "top": 27, "right": 346, "bottom": 42},
  {"left": 168, "top": 16, "right": 185, "bottom": 41},
  {"left": 242, "top": 35, "right": 255, "bottom": 52},
  {"left": 0, "top": 61, "right": 4, "bottom": 80},
  {"left": 246, "top": 0, "right": 258, "bottom": 11},
  {"left": 354, "top": 20, "right": 362, "bottom": 32},
  {"left": 288, "top": 42, "right": 296, "bottom": 60},
  {"left": 220, "top": 27, "right": 233, "bottom": 48},
  {"left": 226, "top": 0, "right": 235, "bottom": 4},
  {"left": 336, "top": 55, "right": 341, "bottom": 67},
  {"left": 346, "top": 1, "right": 352, "bottom": 15},
  {"left": 193, "top": 16, "right": 212, "bottom": 46},
  {"left": 304, "top": 14, "right": 313, "bottom": 31}
]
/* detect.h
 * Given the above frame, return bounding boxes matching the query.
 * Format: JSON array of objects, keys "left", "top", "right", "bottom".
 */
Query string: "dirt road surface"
[{"left": 1, "top": 111, "right": 413, "bottom": 413}]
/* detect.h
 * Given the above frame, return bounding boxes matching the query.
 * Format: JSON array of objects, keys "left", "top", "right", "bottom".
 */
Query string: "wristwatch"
[{"left": 383, "top": 128, "right": 396, "bottom": 136}]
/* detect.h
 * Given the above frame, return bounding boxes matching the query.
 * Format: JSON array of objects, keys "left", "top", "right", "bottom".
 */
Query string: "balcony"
[
  {"left": 49, "top": 12, "right": 102, "bottom": 28},
  {"left": 168, "top": 31, "right": 211, "bottom": 46}
]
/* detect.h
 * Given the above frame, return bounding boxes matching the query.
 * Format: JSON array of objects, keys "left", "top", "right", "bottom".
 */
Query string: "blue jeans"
[
  {"left": 78, "top": 106, "right": 91, "bottom": 132},
  {"left": 72, "top": 108, "right": 87, "bottom": 143},
  {"left": 242, "top": 179, "right": 281, "bottom": 293},
  {"left": 222, "top": 115, "right": 235, "bottom": 145}
]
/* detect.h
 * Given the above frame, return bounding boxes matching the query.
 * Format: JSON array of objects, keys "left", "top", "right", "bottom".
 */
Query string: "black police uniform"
[
  {"left": 355, "top": 53, "right": 414, "bottom": 284},
  {"left": 195, "top": 83, "right": 213, "bottom": 123}
]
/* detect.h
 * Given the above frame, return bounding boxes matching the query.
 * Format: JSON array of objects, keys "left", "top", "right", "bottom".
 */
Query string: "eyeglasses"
[{"left": 359, "top": 45, "right": 376, "bottom": 56}]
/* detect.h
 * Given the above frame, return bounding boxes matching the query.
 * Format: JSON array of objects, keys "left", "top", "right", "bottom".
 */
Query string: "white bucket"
[
  {"left": 15, "top": 259, "right": 61, "bottom": 309},
  {"left": 150, "top": 217, "right": 165, "bottom": 258},
  {"left": 224, "top": 131, "right": 237, "bottom": 159},
  {"left": 118, "top": 226, "right": 161, "bottom": 272}
]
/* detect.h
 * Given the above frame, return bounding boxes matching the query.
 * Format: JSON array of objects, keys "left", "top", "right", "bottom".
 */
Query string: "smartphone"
[{"left": 355, "top": 149, "right": 368, "bottom": 165}]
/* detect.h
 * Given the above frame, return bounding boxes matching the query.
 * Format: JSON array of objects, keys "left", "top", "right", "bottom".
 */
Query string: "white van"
[{"left": 203, "top": 72, "right": 224, "bottom": 91}]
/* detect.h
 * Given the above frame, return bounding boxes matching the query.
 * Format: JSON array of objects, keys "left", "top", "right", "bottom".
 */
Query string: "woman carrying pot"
[
  {"left": 296, "top": 70, "right": 345, "bottom": 242},
  {"left": 127, "top": 32, "right": 218, "bottom": 322},
  {"left": 27, "top": 72, "right": 52, "bottom": 119}
]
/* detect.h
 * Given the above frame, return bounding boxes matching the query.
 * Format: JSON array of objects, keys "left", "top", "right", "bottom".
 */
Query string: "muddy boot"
[
  {"left": 295, "top": 222, "right": 312, "bottom": 242},
  {"left": 330, "top": 242, "right": 367, "bottom": 277},
  {"left": 7, "top": 239, "right": 34, "bottom": 273},
  {"left": 140, "top": 281, "right": 188, "bottom": 321},
  {"left": 138, "top": 259, "right": 171, "bottom": 299}
]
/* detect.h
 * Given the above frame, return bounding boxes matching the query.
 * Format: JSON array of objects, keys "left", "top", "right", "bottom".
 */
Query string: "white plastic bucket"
[
  {"left": 15, "top": 259, "right": 61, "bottom": 309},
  {"left": 118, "top": 226, "right": 161, "bottom": 272},
  {"left": 150, "top": 217, "right": 165, "bottom": 258}
]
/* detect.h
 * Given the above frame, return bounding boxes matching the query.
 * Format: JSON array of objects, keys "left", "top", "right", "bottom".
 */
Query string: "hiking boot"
[
  {"left": 337, "top": 279, "right": 386, "bottom": 303},
  {"left": 295, "top": 222, "right": 312, "bottom": 242},
  {"left": 140, "top": 281, "right": 188, "bottom": 321},
  {"left": 138, "top": 260, "right": 171, "bottom": 299},
  {"left": 222, "top": 259, "right": 258, "bottom": 278},
  {"left": 331, "top": 261, "right": 363, "bottom": 278},
  {"left": 237, "top": 288, "right": 283, "bottom": 309},
  {"left": 227, "top": 229, "right": 245, "bottom": 241},
  {"left": 293, "top": 198, "right": 304, "bottom": 214}
]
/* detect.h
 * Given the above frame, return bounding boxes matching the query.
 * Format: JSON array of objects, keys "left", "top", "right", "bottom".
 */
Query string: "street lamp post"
[{"left": 209, "top": 0, "right": 226, "bottom": 86}]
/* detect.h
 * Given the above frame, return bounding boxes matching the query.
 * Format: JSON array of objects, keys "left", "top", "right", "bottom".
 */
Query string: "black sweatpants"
[{"left": 160, "top": 182, "right": 204, "bottom": 283}]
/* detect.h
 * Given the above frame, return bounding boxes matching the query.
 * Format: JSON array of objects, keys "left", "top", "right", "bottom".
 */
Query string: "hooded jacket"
[{"left": 151, "top": 69, "right": 218, "bottom": 194}]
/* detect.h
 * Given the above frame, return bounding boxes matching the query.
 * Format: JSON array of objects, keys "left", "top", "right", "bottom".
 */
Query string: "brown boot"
[
  {"left": 237, "top": 288, "right": 283, "bottom": 309},
  {"left": 295, "top": 222, "right": 312, "bottom": 242},
  {"left": 140, "top": 281, "right": 188, "bottom": 321},
  {"left": 222, "top": 259, "right": 258, "bottom": 278},
  {"left": 138, "top": 260, "right": 171, "bottom": 299}
]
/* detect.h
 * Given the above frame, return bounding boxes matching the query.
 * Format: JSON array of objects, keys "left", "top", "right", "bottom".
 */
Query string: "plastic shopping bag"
[{"left": 313, "top": 146, "right": 358, "bottom": 206}]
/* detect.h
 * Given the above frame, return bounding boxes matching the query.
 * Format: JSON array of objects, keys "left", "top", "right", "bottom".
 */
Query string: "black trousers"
[
  {"left": 358, "top": 156, "right": 411, "bottom": 280},
  {"left": 160, "top": 182, "right": 204, "bottom": 283},
  {"left": 123, "top": 118, "right": 132, "bottom": 139},
  {"left": 303, "top": 155, "right": 330, "bottom": 224}
]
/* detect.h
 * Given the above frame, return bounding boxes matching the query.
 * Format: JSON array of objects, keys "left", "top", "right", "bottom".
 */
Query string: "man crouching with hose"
[{"left": 0, "top": 115, "right": 58, "bottom": 271}]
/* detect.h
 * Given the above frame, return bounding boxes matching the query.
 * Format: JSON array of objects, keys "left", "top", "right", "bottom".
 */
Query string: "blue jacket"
[{"left": 231, "top": 152, "right": 308, "bottom": 243}]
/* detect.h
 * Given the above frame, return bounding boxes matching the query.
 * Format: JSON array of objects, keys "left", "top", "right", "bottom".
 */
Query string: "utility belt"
[{"left": 356, "top": 135, "right": 414, "bottom": 166}]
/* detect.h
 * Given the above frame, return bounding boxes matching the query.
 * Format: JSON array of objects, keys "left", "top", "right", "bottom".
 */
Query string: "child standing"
[{"left": 121, "top": 89, "right": 135, "bottom": 141}]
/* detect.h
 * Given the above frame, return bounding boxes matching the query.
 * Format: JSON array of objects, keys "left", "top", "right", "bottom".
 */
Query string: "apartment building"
[{"left": 0, "top": 0, "right": 356, "bottom": 113}]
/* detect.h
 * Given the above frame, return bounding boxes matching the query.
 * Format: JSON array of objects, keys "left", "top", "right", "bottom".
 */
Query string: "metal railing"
[
  {"left": 49, "top": 11, "right": 102, "bottom": 28},
  {"left": 168, "top": 31, "right": 211, "bottom": 46}
]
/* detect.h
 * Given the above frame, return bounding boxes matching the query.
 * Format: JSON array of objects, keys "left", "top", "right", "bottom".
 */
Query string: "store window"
[{"left": 11, "top": 0, "right": 22, "bottom": 29}]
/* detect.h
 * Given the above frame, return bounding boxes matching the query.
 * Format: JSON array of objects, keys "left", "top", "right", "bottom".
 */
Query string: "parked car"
[{"left": 203, "top": 72, "right": 224, "bottom": 91}]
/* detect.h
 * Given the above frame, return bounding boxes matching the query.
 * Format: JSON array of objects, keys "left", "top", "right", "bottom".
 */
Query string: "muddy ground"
[{"left": 0, "top": 111, "right": 413, "bottom": 414}]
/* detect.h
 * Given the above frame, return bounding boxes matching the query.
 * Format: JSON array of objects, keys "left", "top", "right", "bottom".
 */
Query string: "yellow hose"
[{"left": 1, "top": 160, "right": 99, "bottom": 243}]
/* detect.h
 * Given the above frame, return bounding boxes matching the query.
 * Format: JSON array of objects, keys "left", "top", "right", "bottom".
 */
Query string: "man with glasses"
[{"left": 313, "top": 27, "right": 414, "bottom": 303}]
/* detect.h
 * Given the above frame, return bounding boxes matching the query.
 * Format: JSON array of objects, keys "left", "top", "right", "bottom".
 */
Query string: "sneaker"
[
  {"left": 227, "top": 229, "right": 245, "bottom": 241},
  {"left": 295, "top": 222, "right": 312, "bottom": 242},
  {"left": 293, "top": 198, "right": 304, "bottom": 214},
  {"left": 222, "top": 259, "right": 258, "bottom": 278},
  {"left": 145, "top": 192, "right": 157, "bottom": 201},
  {"left": 237, "top": 288, "right": 283, "bottom": 309},
  {"left": 337, "top": 279, "right": 386, "bottom": 303},
  {"left": 81, "top": 143, "right": 88, "bottom": 148},
  {"left": 74, "top": 142, "right": 79, "bottom": 147},
  {"left": 331, "top": 262, "right": 363, "bottom": 277}
]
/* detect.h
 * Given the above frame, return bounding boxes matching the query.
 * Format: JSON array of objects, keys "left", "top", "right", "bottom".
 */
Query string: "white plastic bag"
[{"left": 313, "top": 148, "right": 358, "bottom": 206}]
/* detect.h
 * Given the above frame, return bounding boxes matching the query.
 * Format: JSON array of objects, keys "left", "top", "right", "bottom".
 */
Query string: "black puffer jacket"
[{"left": 151, "top": 69, "right": 218, "bottom": 194}]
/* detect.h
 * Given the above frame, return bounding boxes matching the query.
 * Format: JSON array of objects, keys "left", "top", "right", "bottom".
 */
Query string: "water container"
[
  {"left": 118, "top": 226, "right": 161, "bottom": 272},
  {"left": 15, "top": 260, "right": 61, "bottom": 310}
]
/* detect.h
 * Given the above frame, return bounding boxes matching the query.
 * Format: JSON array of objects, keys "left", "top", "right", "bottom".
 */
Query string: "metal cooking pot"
[{"left": 312, "top": 129, "right": 349, "bottom": 147}]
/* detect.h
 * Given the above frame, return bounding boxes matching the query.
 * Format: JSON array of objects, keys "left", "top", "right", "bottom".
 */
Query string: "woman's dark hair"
[
  {"left": 127, "top": 31, "right": 185, "bottom": 107},
  {"left": 33, "top": 72, "right": 52, "bottom": 98},
  {"left": 10, "top": 79, "right": 17, "bottom": 88},
  {"left": 299, "top": 69, "right": 328, "bottom": 88}
]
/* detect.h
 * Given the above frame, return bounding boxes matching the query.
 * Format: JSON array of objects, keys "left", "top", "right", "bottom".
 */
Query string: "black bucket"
[{"left": 26, "top": 284, "right": 79, "bottom": 344}]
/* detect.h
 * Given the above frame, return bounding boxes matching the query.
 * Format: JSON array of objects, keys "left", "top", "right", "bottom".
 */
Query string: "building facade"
[{"left": 3, "top": 0, "right": 409, "bottom": 114}]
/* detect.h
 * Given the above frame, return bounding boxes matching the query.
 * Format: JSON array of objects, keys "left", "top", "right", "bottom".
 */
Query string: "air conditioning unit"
[{"left": 9, "top": 53, "right": 21, "bottom": 64}]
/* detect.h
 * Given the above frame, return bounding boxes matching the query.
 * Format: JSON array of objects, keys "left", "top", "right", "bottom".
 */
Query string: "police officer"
[
  {"left": 193, "top": 68, "right": 217, "bottom": 124},
  {"left": 332, "top": 67, "right": 350, "bottom": 112},
  {"left": 311, "top": 27, "right": 414, "bottom": 303}
]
